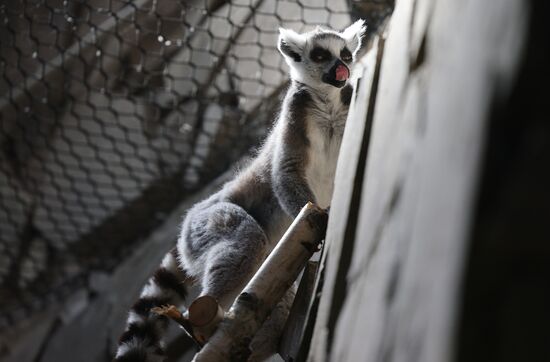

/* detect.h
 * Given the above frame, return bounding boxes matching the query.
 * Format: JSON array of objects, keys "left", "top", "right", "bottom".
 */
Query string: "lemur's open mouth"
[
  {"left": 322, "top": 60, "right": 350, "bottom": 88},
  {"left": 335, "top": 64, "right": 349, "bottom": 81}
]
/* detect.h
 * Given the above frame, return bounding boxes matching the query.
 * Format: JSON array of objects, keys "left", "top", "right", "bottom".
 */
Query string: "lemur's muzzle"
[{"left": 322, "top": 59, "right": 350, "bottom": 88}]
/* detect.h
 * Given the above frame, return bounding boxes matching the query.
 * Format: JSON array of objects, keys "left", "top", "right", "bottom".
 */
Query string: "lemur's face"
[{"left": 278, "top": 20, "right": 366, "bottom": 89}]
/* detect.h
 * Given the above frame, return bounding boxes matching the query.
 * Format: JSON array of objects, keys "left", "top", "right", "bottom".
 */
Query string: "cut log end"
[
  {"left": 189, "top": 295, "right": 221, "bottom": 327},
  {"left": 188, "top": 295, "right": 225, "bottom": 345}
]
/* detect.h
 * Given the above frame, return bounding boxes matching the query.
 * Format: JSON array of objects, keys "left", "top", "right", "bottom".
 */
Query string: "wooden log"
[
  {"left": 187, "top": 296, "right": 225, "bottom": 345},
  {"left": 192, "top": 202, "right": 328, "bottom": 362},
  {"left": 151, "top": 296, "right": 225, "bottom": 347}
]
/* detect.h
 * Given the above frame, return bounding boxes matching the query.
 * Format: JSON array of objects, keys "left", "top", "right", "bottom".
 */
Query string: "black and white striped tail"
[{"left": 114, "top": 249, "right": 188, "bottom": 362}]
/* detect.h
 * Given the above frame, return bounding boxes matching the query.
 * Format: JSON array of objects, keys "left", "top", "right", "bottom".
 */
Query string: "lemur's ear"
[
  {"left": 341, "top": 19, "right": 367, "bottom": 57},
  {"left": 278, "top": 28, "right": 306, "bottom": 63}
]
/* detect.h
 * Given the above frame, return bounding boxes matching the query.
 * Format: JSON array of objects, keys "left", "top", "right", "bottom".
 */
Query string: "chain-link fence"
[{"left": 0, "top": 0, "right": 392, "bottom": 331}]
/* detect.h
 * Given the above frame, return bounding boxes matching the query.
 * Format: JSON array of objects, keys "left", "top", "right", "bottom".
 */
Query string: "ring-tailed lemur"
[{"left": 114, "top": 20, "right": 366, "bottom": 362}]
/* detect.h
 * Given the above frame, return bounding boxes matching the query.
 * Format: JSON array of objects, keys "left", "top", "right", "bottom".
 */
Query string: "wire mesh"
[{"left": 0, "top": 0, "right": 376, "bottom": 329}]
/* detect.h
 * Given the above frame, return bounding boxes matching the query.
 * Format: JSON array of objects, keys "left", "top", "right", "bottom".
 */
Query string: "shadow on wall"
[{"left": 456, "top": 1, "right": 550, "bottom": 361}]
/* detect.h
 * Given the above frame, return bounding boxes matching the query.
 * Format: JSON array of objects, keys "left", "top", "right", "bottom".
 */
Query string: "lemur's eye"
[
  {"left": 310, "top": 47, "right": 331, "bottom": 62},
  {"left": 340, "top": 47, "right": 352, "bottom": 62}
]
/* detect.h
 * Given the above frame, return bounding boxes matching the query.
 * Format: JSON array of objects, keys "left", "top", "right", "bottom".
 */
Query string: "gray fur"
[
  {"left": 272, "top": 85, "right": 315, "bottom": 217},
  {"left": 115, "top": 19, "right": 366, "bottom": 362}
]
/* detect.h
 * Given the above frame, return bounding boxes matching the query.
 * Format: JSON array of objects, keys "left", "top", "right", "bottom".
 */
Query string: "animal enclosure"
[
  {"left": 2, "top": 0, "right": 548, "bottom": 361},
  {"left": 0, "top": 0, "right": 376, "bottom": 326}
]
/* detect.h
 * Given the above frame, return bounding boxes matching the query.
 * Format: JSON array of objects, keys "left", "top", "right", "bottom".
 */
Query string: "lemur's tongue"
[{"left": 335, "top": 64, "right": 349, "bottom": 81}]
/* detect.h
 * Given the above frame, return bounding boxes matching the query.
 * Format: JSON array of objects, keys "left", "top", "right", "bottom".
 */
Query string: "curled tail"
[{"left": 114, "top": 248, "right": 189, "bottom": 362}]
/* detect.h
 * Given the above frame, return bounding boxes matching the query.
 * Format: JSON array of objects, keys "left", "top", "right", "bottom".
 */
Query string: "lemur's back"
[{"left": 114, "top": 20, "right": 365, "bottom": 362}]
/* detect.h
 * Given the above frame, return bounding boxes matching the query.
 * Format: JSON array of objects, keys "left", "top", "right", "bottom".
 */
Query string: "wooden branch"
[
  {"left": 152, "top": 295, "right": 225, "bottom": 347},
  {"left": 187, "top": 296, "right": 225, "bottom": 345},
  {"left": 191, "top": 202, "right": 328, "bottom": 362}
]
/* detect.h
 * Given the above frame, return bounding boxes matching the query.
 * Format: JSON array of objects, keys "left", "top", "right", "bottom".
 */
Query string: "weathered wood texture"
[
  {"left": 307, "top": 0, "right": 529, "bottom": 361},
  {"left": 307, "top": 37, "right": 384, "bottom": 362},
  {"left": 455, "top": 1, "right": 550, "bottom": 361},
  {"left": 279, "top": 261, "right": 318, "bottom": 361}
]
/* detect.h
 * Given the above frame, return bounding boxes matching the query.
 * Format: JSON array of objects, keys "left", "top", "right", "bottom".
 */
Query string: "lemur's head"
[{"left": 278, "top": 20, "right": 366, "bottom": 89}]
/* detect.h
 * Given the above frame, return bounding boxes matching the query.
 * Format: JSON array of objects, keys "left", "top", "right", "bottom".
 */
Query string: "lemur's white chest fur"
[{"left": 305, "top": 90, "right": 348, "bottom": 208}]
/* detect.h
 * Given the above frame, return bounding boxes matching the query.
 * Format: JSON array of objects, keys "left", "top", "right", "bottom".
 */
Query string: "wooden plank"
[
  {"left": 306, "top": 35, "right": 384, "bottom": 362},
  {"left": 278, "top": 261, "right": 319, "bottom": 361},
  {"left": 327, "top": 0, "right": 528, "bottom": 361}
]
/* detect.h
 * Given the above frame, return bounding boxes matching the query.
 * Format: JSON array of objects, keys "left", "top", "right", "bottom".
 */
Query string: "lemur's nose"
[{"left": 335, "top": 63, "right": 349, "bottom": 81}]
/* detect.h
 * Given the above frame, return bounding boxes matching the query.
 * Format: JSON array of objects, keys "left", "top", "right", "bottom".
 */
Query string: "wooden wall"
[{"left": 305, "top": 0, "right": 539, "bottom": 361}]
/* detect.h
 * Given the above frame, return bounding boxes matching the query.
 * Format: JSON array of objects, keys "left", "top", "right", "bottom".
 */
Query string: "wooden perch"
[
  {"left": 187, "top": 295, "right": 225, "bottom": 345},
  {"left": 152, "top": 297, "right": 225, "bottom": 347},
  {"left": 191, "top": 202, "right": 328, "bottom": 362}
]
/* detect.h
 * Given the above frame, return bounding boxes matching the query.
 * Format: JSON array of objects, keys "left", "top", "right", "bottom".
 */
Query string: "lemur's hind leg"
[
  {"left": 115, "top": 249, "right": 191, "bottom": 362},
  {"left": 184, "top": 201, "right": 270, "bottom": 310}
]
